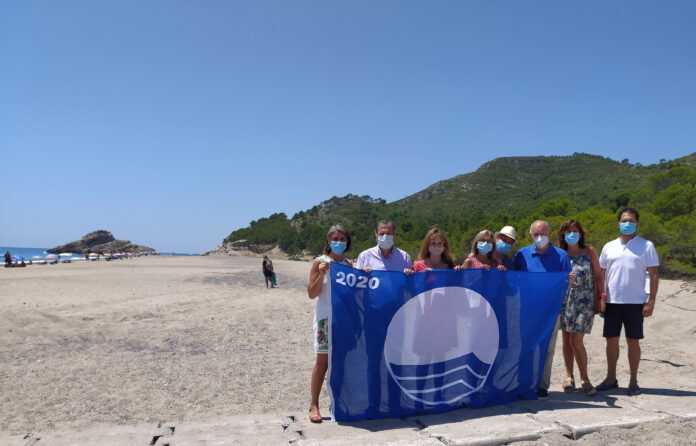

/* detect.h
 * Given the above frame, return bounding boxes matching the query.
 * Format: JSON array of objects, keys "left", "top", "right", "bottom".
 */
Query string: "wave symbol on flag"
[{"left": 383, "top": 286, "right": 500, "bottom": 405}]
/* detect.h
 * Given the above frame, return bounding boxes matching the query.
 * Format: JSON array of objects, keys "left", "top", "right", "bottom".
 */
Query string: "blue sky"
[{"left": 2, "top": 1, "right": 695, "bottom": 253}]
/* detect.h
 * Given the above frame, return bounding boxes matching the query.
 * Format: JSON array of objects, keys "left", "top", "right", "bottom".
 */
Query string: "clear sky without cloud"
[{"left": 1, "top": 1, "right": 695, "bottom": 253}]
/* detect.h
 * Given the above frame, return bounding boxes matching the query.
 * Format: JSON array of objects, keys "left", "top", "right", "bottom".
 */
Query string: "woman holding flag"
[
  {"left": 412, "top": 228, "right": 457, "bottom": 271},
  {"left": 307, "top": 224, "right": 353, "bottom": 423},
  {"left": 462, "top": 230, "right": 507, "bottom": 270},
  {"left": 557, "top": 218, "right": 603, "bottom": 395}
]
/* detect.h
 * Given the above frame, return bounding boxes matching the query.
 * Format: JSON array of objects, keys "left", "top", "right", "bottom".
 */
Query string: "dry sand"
[{"left": 1, "top": 255, "right": 695, "bottom": 444}]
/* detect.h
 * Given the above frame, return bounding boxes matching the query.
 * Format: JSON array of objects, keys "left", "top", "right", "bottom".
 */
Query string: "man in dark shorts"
[
  {"left": 597, "top": 207, "right": 659, "bottom": 396},
  {"left": 262, "top": 255, "right": 275, "bottom": 288}
]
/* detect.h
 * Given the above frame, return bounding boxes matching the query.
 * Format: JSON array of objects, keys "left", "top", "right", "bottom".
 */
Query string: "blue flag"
[{"left": 328, "top": 263, "right": 569, "bottom": 421}]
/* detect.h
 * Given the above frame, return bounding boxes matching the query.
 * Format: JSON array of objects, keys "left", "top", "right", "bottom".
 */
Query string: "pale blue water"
[
  {"left": 0, "top": 246, "right": 85, "bottom": 260},
  {"left": 2, "top": 247, "right": 198, "bottom": 260}
]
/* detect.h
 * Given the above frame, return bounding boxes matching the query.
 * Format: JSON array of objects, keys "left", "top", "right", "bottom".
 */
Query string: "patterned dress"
[
  {"left": 560, "top": 254, "right": 595, "bottom": 333},
  {"left": 469, "top": 256, "right": 500, "bottom": 269}
]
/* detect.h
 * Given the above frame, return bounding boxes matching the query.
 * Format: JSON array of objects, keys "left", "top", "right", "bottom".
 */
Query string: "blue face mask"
[
  {"left": 564, "top": 232, "right": 580, "bottom": 246},
  {"left": 496, "top": 240, "right": 511, "bottom": 254},
  {"left": 477, "top": 241, "right": 493, "bottom": 254},
  {"left": 330, "top": 241, "right": 347, "bottom": 255},
  {"left": 620, "top": 222, "right": 637, "bottom": 236}
]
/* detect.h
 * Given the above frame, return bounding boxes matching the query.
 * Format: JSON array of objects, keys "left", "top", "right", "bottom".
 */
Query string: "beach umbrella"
[
  {"left": 32, "top": 255, "right": 43, "bottom": 260},
  {"left": 11, "top": 255, "right": 24, "bottom": 262},
  {"left": 58, "top": 253, "right": 72, "bottom": 257},
  {"left": 46, "top": 254, "right": 58, "bottom": 259}
]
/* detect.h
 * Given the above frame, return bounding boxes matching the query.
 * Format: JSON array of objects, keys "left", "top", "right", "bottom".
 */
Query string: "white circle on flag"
[{"left": 384, "top": 286, "right": 499, "bottom": 405}]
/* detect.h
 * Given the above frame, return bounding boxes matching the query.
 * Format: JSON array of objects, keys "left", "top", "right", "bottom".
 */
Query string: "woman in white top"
[{"left": 306, "top": 224, "right": 352, "bottom": 423}]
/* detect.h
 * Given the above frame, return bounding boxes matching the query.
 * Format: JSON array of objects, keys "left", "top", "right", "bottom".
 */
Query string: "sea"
[{"left": 1, "top": 247, "right": 199, "bottom": 261}]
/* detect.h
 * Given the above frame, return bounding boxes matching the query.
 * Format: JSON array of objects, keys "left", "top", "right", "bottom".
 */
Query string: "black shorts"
[{"left": 603, "top": 303, "right": 644, "bottom": 340}]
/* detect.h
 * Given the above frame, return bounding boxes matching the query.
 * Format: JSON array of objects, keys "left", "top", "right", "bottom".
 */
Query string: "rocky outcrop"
[
  {"left": 47, "top": 230, "right": 156, "bottom": 255},
  {"left": 201, "top": 240, "right": 310, "bottom": 260}
]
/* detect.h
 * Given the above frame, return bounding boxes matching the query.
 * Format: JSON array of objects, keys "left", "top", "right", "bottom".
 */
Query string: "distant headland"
[{"left": 47, "top": 230, "right": 156, "bottom": 255}]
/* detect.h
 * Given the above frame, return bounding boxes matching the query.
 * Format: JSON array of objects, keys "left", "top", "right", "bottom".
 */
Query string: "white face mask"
[
  {"left": 533, "top": 235, "right": 549, "bottom": 249},
  {"left": 377, "top": 234, "right": 394, "bottom": 249},
  {"left": 428, "top": 246, "right": 444, "bottom": 256}
]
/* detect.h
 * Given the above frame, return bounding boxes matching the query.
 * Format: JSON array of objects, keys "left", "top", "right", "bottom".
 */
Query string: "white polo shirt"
[{"left": 599, "top": 236, "right": 659, "bottom": 304}]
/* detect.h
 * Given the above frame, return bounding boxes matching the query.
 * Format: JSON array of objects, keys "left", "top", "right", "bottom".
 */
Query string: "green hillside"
[{"left": 223, "top": 152, "right": 696, "bottom": 277}]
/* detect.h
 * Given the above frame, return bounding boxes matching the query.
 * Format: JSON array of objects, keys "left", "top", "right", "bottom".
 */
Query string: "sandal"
[
  {"left": 563, "top": 377, "right": 576, "bottom": 393},
  {"left": 581, "top": 380, "right": 597, "bottom": 396},
  {"left": 595, "top": 380, "right": 619, "bottom": 392},
  {"left": 309, "top": 407, "right": 323, "bottom": 423},
  {"left": 627, "top": 384, "right": 642, "bottom": 396}
]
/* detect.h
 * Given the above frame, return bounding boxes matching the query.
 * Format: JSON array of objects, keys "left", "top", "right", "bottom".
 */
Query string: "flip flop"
[
  {"left": 309, "top": 408, "right": 323, "bottom": 423},
  {"left": 595, "top": 380, "right": 619, "bottom": 392}
]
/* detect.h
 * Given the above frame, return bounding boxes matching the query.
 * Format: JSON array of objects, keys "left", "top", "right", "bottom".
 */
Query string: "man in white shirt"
[
  {"left": 596, "top": 207, "right": 659, "bottom": 396},
  {"left": 356, "top": 220, "right": 413, "bottom": 273}
]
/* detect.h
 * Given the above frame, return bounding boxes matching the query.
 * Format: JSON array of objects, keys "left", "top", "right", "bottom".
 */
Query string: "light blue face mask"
[
  {"left": 564, "top": 232, "right": 580, "bottom": 246},
  {"left": 330, "top": 241, "right": 347, "bottom": 255},
  {"left": 477, "top": 241, "right": 493, "bottom": 254},
  {"left": 496, "top": 240, "right": 511, "bottom": 254},
  {"left": 620, "top": 221, "right": 637, "bottom": 236}
]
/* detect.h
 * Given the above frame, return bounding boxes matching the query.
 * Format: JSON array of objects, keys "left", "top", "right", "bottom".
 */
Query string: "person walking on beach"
[
  {"left": 4, "top": 251, "right": 11, "bottom": 267},
  {"left": 307, "top": 224, "right": 353, "bottom": 423},
  {"left": 557, "top": 219, "right": 603, "bottom": 395},
  {"left": 514, "top": 220, "right": 572, "bottom": 399},
  {"left": 412, "top": 228, "right": 457, "bottom": 271},
  {"left": 356, "top": 220, "right": 413, "bottom": 273},
  {"left": 262, "top": 255, "right": 275, "bottom": 288},
  {"left": 494, "top": 226, "right": 517, "bottom": 270},
  {"left": 596, "top": 207, "right": 659, "bottom": 396}
]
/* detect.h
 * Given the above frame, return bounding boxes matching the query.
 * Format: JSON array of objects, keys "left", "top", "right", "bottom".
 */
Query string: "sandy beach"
[{"left": 1, "top": 255, "right": 695, "bottom": 445}]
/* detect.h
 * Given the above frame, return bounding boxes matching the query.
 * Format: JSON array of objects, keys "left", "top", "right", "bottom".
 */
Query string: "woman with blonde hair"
[
  {"left": 413, "top": 228, "right": 457, "bottom": 271},
  {"left": 461, "top": 229, "right": 506, "bottom": 270},
  {"left": 306, "top": 224, "right": 353, "bottom": 422}
]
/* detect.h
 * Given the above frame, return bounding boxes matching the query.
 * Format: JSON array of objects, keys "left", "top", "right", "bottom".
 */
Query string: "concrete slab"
[
  {"left": 0, "top": 432, "right": 42, "bottom": 446},
  {"left": 2, "top": 387, "right": 696, "bottom": 446},
  {"left": 526, "top": 393, "right": 667, "bottom": 439},
  {"left": 164, "top": 415, "right": 289, "bottom": 445},
  {"left": 290, "top": 414, "right": 441, "bottom": 445},
  {"left": 411, "top": 403, "right": 561, "bottom": 445},
  {"left": 622, "top": 387, "right": 696, "bottom": 419},
  {"left": 11, "top": 423, "right": 160, "bottom": 446}
]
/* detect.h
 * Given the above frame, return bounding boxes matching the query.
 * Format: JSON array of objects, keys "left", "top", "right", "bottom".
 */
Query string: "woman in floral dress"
[
  {"left": 558, "top": 219, "right": 604, "bottom": 395},
  {"left": 306, "top": 224, "right": 352, "bottom": 422}
]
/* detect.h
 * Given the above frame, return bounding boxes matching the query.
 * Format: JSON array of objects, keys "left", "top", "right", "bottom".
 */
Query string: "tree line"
[{"left": 224, "top": 166, "right": 696, "bottom": 277}]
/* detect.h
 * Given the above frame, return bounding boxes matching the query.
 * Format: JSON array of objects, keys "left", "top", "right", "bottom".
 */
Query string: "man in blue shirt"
[{"left": 514, "top": 220, "right": 571, "bottom": 399}]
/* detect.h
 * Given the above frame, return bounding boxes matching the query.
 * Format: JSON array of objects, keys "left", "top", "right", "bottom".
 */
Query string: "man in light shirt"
[
  {"left": 596, "top": 207, "right": 659, "bottom": 396},
  {"left": 356, "top": 220, "right": 413, "bottom": 273}
]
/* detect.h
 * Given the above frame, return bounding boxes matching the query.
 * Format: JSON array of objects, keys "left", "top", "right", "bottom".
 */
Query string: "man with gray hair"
[
  {"left": 356, "top": 220, "right": 413, "bottom": 273},
  {"left": 514, "top": 220, "right": 572, "bottom": 399}
]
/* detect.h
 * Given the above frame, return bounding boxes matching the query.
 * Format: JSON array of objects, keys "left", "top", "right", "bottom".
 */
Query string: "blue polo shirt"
[{"left": 514, "top": 244, "right": 571, "bottom": 272}]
